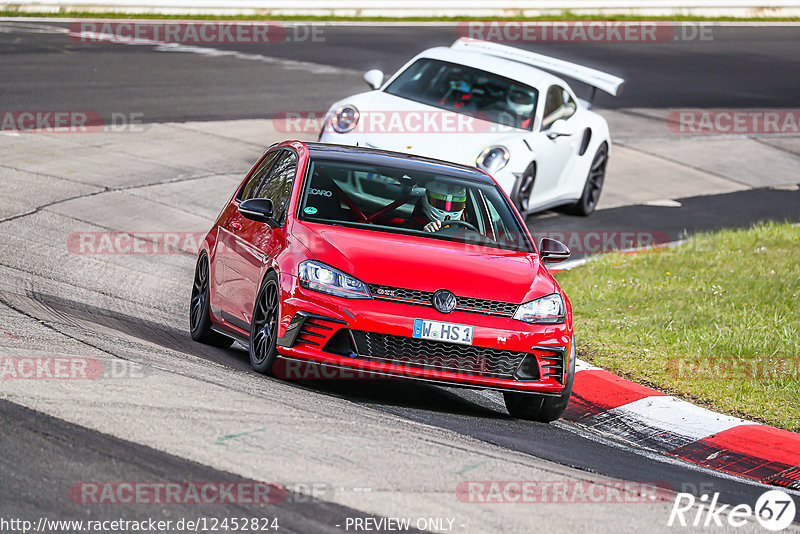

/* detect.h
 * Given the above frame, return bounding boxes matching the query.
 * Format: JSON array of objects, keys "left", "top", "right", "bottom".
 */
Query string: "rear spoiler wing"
[{"left": 451, "top": 38, "right": 625, "bottom": 98}]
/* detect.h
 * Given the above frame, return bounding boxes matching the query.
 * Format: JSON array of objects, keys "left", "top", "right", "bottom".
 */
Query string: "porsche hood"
[{"left": 326, "top": 90, "right": 526, "bottom": 171}]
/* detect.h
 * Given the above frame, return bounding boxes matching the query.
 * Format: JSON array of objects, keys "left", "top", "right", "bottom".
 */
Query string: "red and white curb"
[
  {"left": 548, "top": 236, "right": 800, "bottom": 489},
  {"left": 566, "top": 359, "right": 800, "bottom": 490}
]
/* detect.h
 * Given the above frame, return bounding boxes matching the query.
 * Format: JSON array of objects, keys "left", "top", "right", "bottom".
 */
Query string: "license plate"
[{"left": 412, "top": 318, "right": 474, "bottom": 346}]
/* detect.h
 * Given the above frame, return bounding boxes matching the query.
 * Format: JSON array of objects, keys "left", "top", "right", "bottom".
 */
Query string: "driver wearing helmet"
[
  {"left": 409, "top": 182, "right": 468, "bottom": 233},
  {"left": 505, "top": 86, "right": 536, "bottom": 129}
]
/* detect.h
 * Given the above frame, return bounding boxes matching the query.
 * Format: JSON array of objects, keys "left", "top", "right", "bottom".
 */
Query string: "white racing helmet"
[
  {"left": 422, "top": 182, "right": 467, "bottom": 222},
  {"left": 507, "top": 86, "right": 535, "bottom": 117}
]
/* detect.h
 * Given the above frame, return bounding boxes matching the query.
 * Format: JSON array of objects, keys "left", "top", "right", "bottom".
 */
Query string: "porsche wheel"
[
  {"left": 190, "top": 253, "right": 234, "bottom": 347},
  {"left": 511, "top": 161, "right": 536, "bottom": 214},
  {"left": 249, "top": 271, "right": 280, "bottom": 375},
  {"left": 503, "top": 343, "right": 576, "bottom": 423},
  {"left": 566, "top": 143, "right": 607, "bottom": 216}
]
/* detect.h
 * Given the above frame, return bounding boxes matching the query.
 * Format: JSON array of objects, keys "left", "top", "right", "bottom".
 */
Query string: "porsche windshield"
[
  {"left": 384, "top": 58, "right": 539, "bottom": 131},
  {"left": 298, "top": 159, "right": 534, "bottom": 253}
]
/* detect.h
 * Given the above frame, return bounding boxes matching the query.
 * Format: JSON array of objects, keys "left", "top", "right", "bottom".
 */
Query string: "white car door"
[{"left": 525, "top": 85, "right": 580, "bottom": 208}]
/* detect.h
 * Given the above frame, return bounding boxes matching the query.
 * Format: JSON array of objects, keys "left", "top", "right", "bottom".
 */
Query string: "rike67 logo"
[{"left": 669, "top": 489, "right": 796, "bottom": 531}]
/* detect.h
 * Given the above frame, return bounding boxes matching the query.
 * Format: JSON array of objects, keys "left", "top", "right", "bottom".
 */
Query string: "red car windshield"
[{"left": 297, "top": 159, "right": 534, "bottom": 253}]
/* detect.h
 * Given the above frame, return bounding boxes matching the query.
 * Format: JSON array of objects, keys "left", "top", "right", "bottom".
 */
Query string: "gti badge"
[{"left": 432, "top": 289, "right": 457, "bottom": 314}]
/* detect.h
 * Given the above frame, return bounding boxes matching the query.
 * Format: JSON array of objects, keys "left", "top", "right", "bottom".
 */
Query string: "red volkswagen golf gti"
[{"left": 190, "top": 141, "right": 575, "bottom": 422}]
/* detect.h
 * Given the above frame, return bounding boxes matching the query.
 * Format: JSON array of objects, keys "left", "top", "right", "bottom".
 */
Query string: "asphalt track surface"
[
  {"left": 2, "top": 23, "right": 800, "bottom": 122},
  {"left": 3, "top": 279, "right": 796, "bottom": 524},
  {"left": 1, "top": 20, "right": 800, "bottom": 530},
  {"left": 0, "top": 399, "right": 398, "bottom": 533}
]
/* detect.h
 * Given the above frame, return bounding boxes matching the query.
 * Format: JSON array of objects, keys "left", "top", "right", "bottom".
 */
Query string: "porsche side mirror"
[
  {"left": 239, "top": 198, "right": 278, "bottom": 228},
  {"left": 539, "top": 237, "right": 571, "bottom": 263},
  {"left": 363, "top": 69, "right": 384, "bottom": 90},
  {"left": 546, "top": 119, "right": 572, "bottom": 140}
]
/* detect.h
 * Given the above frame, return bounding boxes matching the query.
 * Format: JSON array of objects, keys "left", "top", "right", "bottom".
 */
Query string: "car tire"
[
  {"left": 511, "top": 161, "right": 536, "bottom": 214},
  {"left": 249, "top": 271, "right": 281, "bottom": 375},
  {"left": 503, "top": 342, "right": 576, "bottom": 423},
  {"left": 565, "top": 143, "right": 607, "bottom": 217},
  {"left": 189, "top": 253, "right": 234, "bottom": 348}
]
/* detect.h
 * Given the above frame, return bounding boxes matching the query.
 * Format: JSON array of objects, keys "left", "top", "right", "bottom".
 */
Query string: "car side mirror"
[
  {"left": 539, "top": 237, "right": 571, "bottom": 263},
  {"left": 363, "top": 69, "right": 384, "bottom": 90},
  {"left": 239, "top": 198, "right": 278, "bottom": 228},
  {"left": 546, "top": 119, "right": 572, "bottom": 140}
]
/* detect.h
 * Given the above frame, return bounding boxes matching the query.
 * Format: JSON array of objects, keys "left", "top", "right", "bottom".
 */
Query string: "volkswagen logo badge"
[{"left": 432, "top": 289, "right": 457, "bottom": 314}]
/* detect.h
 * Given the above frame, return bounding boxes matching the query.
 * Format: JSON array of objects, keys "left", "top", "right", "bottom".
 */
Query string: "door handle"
[
  {"left": 230, "top": 221, "right": 242, "bottom": 231},
  {"left": 547, "top": 131, "right": 572, "bottom": 140}
]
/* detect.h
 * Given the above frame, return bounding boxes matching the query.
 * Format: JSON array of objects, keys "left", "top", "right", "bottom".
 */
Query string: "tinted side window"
[
  {"left": 238, "top": 151, "right": 281, "bottom": 201},
  {"left": 543, "top": 86, "right": 563, "bottom": 125},
  {"left": 561, "top": 90, "right": 577, "bottom": 120},
  {"left": 542, "top": 86, "right": 577, "bottom": 129},
  {"left": 257, "top": 151, "right": 298, "bottom": 225}
]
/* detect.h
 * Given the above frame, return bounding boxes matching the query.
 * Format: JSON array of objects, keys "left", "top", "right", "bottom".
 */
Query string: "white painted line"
[
  {"left": 605, "top": 395, "right": 755, "bottom": 442},
  {"left": 64, "top": 30, "right": 355, "bottom": 75},
  {"left": 575, "top": 358, "right": 601, "bottom": 372},
  {"left": 154, "top": 41, "right": 351, "bottom": 74},
  {"left": 0, "top": 21, "right": 69, "bottom": 33},
  {"left": 550, "top": 237, "right": 693, "bottom": 274},
  {"left": 548, "top": 258, "right": 589, "bottom": 271},
  {"left": 642, "top": 199, "right": 682, "bottom": 207},
  {"left": 771, "top": 184, "right": 800, "bottom": 191}
]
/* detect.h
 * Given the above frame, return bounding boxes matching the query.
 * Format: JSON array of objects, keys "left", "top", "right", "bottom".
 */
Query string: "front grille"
[
  {"left": 368, "top": 284, "right": 518, "bottom": 317},
  {"left": 349, "top": 330, "right": 528, "bottom": 380}
]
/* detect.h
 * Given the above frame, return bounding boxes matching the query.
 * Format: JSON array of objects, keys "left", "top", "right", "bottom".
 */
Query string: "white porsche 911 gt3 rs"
[{"left": 319, "top": 38, "right": 624, "bottom": 216}]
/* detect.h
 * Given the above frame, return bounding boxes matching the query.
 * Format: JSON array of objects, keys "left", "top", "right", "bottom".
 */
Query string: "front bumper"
[{"left": 275, "top": 273, "right": 572, "bottom": 393}]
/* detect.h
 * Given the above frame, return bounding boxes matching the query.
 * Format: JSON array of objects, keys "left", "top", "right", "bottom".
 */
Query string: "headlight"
[
  {"left": 476, "top": 146, "right": 510, "bottom": 174},
  {"left": 513, "top": 294, "right": 565, "bottom": 324},
  {"left": 298, "top": 260, "right": 371, "bottom": 299},
  {"left": 330, "top": 105, "right": 360, "bottom": 133}
]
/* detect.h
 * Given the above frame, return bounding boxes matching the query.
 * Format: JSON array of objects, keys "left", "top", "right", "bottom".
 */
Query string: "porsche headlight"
[
  {"left": 513, "top": 294, "right": 565, "bottom": 324},
  {"left": 330, "top": 105, "right": 360, "bottom": 133},
  {"left": 476, "top": 146, "right": 510, "bottom": 174},
  {"left": 298, "top": 260, "right": 371, "bottom": 299}
]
